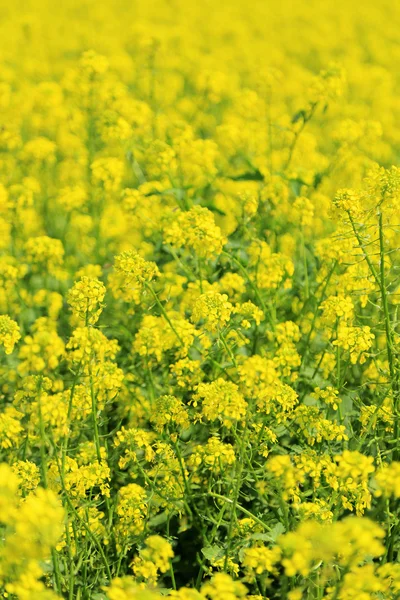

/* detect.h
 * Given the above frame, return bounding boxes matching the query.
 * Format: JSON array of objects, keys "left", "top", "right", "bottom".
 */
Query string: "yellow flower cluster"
[
  {"left": 193, "top": 379, "right": 247, "bottom": 428},
  {"left": 0, "top": 315, "right": 21, "bottom": 354},
  {"left": 164, "top": 206, "right": 226, "bottom": 259},
  {"left": 279, "top": 517, "right": 384, "bottom": 577},
  {"left": 192, "top": 292, "right": 233, "bottom": 332},
  {"left": 67, "top": 276, "right": 106, "bottom": 324},
  {"left": 132, "top": 535, "right": 174, "bottom": 585},
  {"left": 0, "top": 464, "right": 64, "bottom": 599},
  {"left": 242, "top": 546, "right": 281, "bottom": 577}
]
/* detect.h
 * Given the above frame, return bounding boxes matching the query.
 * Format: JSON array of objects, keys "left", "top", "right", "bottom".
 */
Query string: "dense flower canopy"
[{"left": 1, "top": 0, "right": 400, "bottom": 599}]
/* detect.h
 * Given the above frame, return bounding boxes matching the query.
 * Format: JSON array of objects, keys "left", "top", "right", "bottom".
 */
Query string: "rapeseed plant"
[{"left": 1, "top": 0, "right": 400, "bottom": 598}]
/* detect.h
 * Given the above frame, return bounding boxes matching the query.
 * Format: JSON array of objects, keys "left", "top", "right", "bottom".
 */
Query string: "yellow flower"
[
  {"left": 164, "top": 206, "right": 226, "bottom": 259},
  {"left": 106, "top": 577, "right": 161, "bottom": 600},
  {"left": 374, "top": 462, "right": 400, "bottom": 499},
  {"left": 67, "top": 276, "right": 106, "bottom": 324},
  {"left": 132, "top": 535, "right": 174, "bottom": 585},
  {"left": 116, "top": 483, "right": 147, "bottom": 540},
  {"left": 150, "top": 395, "right": 190, "bottom": 432},
  {"left": 192, "top": 292, "right": 232, "bottom": 332},
  {"left": 201, "top": 573, "right": 247, "bottom": 600},
  {"left": 193, "top": 379, "right": 247, "bottom": 428},
  {"left": 0, "top": 315, "right": 21, "bottom": 354},
  {"left": 242, "top": 545, "right": 281, "bottom": 576},
  {"left": 91, "top": 157, "right": 125, "bottom": 191},
  {"left": 113, "top": 250, "right": 159, "bottom": 300},
  {"left": 24, "top": 236, "right": 64, "bottom": 274}
]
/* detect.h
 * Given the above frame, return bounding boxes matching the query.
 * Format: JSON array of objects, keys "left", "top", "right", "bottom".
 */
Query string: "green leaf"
[
  {"left": 148, "top": 511, "right": 168, "bottom": 527},
  {"left": 291, "top": 109, "right": 306, "bottom": 124},
  {"left": 250, "top": 522, "right": 285, "bottom": 544},
  {"left": 201, "top": 545, "right": 225, "bottom": 562},
  {"left": 250, "top": 532, "right": 274, "bottom": 542},
  {"left": 269, "top": 522, "right": 286, "bottom": 540}
]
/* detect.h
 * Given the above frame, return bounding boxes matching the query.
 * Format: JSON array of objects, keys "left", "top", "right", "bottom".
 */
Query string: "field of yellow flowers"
[{"left": 1, "top": 0, "right": 400, "bottom": 598}]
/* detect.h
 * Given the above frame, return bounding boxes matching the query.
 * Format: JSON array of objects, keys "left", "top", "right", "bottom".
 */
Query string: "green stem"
[
  {"left": 146, "top": 284, "right": 184, "bottom": 346},
  {"left": 299, "top": 259, "right": 337, "bottom": 371},
  {"left": 284, "top": 102, "right": 317, "bottom": 171},
  {"left": 54, "top": 455, "right": 112, "bottom": 581},
  {"left": 206, "top": 493, "right": 272, "bottom": 532},
  {"left": 219, "top": 331, "right": 238, "bottom": 369},
  {"left": 349, "top": 211, "right": 399, "bottom": 457},
  {"left": 37, "top": 379, "right": 62, "bottom": 595},
  {"left": 222, "top": 250, "right": 275, "bottom": 330}
]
